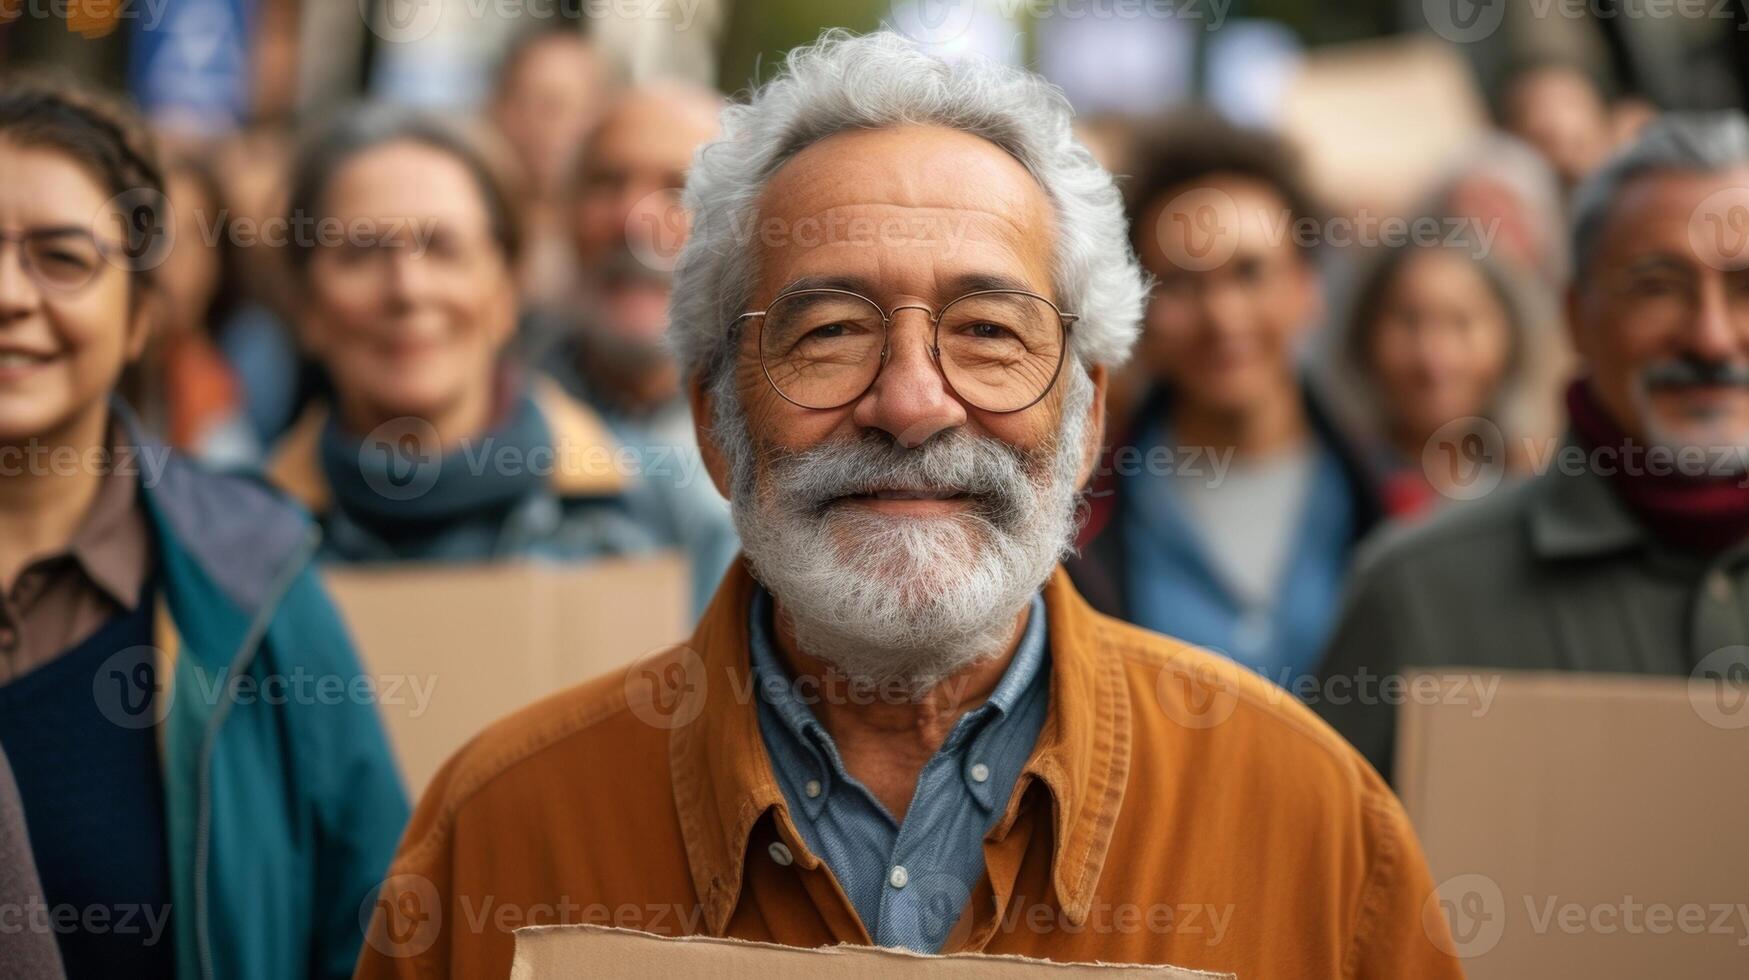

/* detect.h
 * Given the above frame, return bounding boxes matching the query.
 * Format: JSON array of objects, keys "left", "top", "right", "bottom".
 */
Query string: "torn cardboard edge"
[{"left": 510, "top": 923, "right": 1234, "bottom": 978}]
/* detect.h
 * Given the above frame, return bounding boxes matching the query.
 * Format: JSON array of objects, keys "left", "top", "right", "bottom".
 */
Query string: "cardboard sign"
[
  {"left": 1278, "top": 36, "right": 1487, "bottom": 217},
  {"left": 1396, "top": 670, "right": 1749, "bottom": 979},
  {"left": 323, "top": 555, "right": 688, "bottom": 793},
  {"left": 510, "top": 924, "right": 1234, "bottom": 979}
]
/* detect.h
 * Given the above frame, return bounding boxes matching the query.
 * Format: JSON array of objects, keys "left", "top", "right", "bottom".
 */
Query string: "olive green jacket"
[{"left": 1316, "top": 437, "right": 1749, "bottom": 779}]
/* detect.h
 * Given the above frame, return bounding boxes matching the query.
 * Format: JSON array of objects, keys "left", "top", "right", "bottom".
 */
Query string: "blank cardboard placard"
[
  {"left": 1397, "top": 670, "right": 1749, "bottom": 979},
  {"left": 510, "top": 924, "right": 1235, "bottom": 979},
  {"left": 323, "top": 555, "right": 688, "bottom": 793},
  {"left": 1278, "top": 36, "right": 1487, "bottom": 217}
]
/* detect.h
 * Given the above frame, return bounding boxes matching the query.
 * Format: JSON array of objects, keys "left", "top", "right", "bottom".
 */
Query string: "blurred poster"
[
  {"left": 1034, "top": 0, "right": 1192, "bottom": 115},
  {"left": 366, "top": 0, "right": 524, "bottom": 109},
  {"left": 1204, "top": 18, "right": 1303, "bottom": 129},
  {"left": 128, "top": 0, "right": 255, "bottom": 136}
]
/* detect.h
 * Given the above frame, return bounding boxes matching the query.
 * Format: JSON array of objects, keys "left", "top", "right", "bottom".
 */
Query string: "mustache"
[
  {"left": 765, "top": 428, "right": 1042, "bottom": 520},
  {"left": 594, "top": 244, "right": 673, "bottom": 289},
  {"left": 1641, "top": 359, "right": 1749, "bottom": 390}
]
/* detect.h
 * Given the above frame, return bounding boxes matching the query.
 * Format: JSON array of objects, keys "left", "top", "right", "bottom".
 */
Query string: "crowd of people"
[{"left": 1, "top": 15, "right": 1746, "bottom": 980}]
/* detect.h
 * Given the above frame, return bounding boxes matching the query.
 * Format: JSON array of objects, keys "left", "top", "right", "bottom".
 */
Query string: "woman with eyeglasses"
[
  {"left": 265, "top": 106, "right": 669, "bottom": 566},
  {"left": 0, "top": 82, "right": 407, "bottom": 980}
]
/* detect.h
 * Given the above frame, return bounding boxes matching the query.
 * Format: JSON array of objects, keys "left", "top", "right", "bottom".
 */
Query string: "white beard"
[{"left": 719, "top": 370, "right": 1092, "bottom": 696}]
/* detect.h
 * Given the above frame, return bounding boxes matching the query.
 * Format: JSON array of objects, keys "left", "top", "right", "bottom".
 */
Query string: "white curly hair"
[{"left": 667, "top": 29, "right": 1148, "bottom": 392}]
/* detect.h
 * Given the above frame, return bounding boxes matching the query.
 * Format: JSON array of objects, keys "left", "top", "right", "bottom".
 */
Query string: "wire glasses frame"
[
  {"left": 0, "top": 228, "right": 123, "bottom": 295},
  {"left": 733, "top": 287, "right": 1079, "bottom": 414}
]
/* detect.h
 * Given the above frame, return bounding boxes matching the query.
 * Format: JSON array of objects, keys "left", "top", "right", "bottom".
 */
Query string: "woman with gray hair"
[
  {"left": 264, "top": 106, "right": 669, "bottom": 566},
  {"left": 1322, "top": 227, "right": 1562, "bottom": 516}
]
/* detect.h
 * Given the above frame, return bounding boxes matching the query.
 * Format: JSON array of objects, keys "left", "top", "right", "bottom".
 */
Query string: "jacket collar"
[
  {"left": 114, "top": 402, "right": 313, "bottom": 660},
  {"left": 668, "top": 561, "right": 1131, "bottom": 935},
  {"left": 1527, "top": 433, "right": 1647, "bottom": 559},
  {"left": 265, "top": 376, "right": 626, "bottom": 514}
]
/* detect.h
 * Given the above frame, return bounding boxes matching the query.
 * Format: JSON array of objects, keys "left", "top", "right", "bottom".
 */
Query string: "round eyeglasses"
[
  {"left": 0, "top": 229, "right": 119, "bottom": 294},
  {"left": 735, "top": 287, "right": 1078, "bottom": 414}
]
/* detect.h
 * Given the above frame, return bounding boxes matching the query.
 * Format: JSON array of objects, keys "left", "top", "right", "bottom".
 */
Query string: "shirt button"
[
  {"left": 889, "top": 865, "right": 909, "bottom": 889},
  {"left": 804, "top": 779, "right": 822, "bottom": 799},
  {"left": 767, "top": 842, "right": 793, "bottom": 867},
  {"left": 969, "top": 763, "right": 990, "bottom": 784}
]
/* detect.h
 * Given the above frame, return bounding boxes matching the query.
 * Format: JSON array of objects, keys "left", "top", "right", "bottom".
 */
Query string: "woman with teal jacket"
[{"left": 0, "top": 83, "right": 408, "bottom": 980}]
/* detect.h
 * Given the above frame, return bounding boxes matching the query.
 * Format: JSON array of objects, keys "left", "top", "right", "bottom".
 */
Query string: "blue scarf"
[{"left": 318, "top": 390, "right": 552, "bottom": 535}]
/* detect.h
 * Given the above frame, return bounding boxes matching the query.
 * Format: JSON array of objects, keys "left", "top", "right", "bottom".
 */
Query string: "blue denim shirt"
[{"left": 748, "top": 586, "right": 1049, "bottom": 953}]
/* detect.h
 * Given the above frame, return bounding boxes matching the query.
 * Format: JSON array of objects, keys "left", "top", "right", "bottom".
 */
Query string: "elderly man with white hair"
[{"left": 356, "top": 32, "right": 1460, "bottom": 979}]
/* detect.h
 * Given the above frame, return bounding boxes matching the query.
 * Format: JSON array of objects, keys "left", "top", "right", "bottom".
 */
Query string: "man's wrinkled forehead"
[{"left": 749, "top": 125, "right": 1057, "bottom": 297}]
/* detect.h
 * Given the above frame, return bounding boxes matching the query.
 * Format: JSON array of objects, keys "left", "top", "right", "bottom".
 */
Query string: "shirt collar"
[
  {"left": 63, "top": 424, "right": 148, "bottom": 612},
  {"left": 668, "top": 561, "right": 1129, "bottom": 936},
  {"left": 746, "top": 585, "right": 1049, "bottom": 818}
]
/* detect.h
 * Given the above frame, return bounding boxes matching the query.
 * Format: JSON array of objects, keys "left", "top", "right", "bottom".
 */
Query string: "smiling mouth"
[
  {"left": 0, "top": 351, "right": 56, "bottom": 370},
  {"left": 825, "top": 487, "right": 972, "bottom": 507}
]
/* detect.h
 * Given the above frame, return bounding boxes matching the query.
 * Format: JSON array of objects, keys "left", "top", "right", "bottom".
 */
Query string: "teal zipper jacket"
[{"left": 128, "top": 414, "right": 409, "bottom": 980}]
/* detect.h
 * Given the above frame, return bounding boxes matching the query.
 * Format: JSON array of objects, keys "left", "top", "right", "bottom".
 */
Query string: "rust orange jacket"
[{"left": 354, "top": 563, "right": 1463, "bottom": 979}]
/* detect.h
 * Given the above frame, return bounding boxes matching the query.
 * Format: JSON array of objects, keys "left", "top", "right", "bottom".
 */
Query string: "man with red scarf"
[{"left": 1317, "top": 111, "right": 1749, "bottom": 780}]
